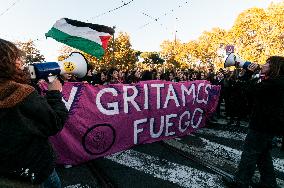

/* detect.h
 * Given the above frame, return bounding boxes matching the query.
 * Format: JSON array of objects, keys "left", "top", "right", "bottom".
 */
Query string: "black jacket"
[
  {"left": 249, "top": 76, "right": 284, "bottom": 135},
  {"left": 0, "top": 81, "right": 68, "bottom": 183}
]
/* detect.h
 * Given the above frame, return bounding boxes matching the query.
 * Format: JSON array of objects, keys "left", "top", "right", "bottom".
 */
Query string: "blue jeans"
[{"left": 41, "top": 169, "right": 61, "bottom": 188}]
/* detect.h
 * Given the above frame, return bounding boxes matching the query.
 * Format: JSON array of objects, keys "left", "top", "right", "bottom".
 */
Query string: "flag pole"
[{"left": 112, "top": 26, "right": 116, "bottom": 65}]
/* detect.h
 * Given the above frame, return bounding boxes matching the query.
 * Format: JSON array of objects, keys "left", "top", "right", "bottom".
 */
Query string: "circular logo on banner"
[
  {"left": 82, "top": 124, "right": 116, "bottom": 155},
  {"left": 63, "top": 61, "right": 76, "bottom": 73},
  {"left": 225, "top": 45, "right": 234, "bottom": 55}
]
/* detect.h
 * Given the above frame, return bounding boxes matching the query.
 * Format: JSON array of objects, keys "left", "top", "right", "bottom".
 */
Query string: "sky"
[{"left": 0, "top": 0, "right": 282, "bottom": 61}]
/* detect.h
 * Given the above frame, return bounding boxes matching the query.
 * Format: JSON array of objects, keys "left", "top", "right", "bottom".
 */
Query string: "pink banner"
[{"left": 49, "top": 80, "right": 220, "bottom": 165}]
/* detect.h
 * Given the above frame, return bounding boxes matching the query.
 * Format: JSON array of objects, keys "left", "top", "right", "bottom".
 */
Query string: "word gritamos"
[
  {"left": 95, "top": 82, "right": 211, "bottom": 115},
  {"left": 94, "top": 82, "right": 215, "bottom": 145}
]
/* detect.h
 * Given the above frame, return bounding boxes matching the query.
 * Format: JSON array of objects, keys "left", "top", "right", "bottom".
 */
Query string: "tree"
[
  {"left": 88, "top": 32, "right": 137, "bottom": 70},
  {"left": 189, "top": 28, "right": 228, "bottom": 70},
  {"left": 228, "top": 3, "right": 284, "bottom": 64},
  {"left": 111, "top": 32, "right": 137, "bottom": 70},
  {"left": 140, "top": 52, "right": 164, "bottom": 64},
  {"left": 57, "top": 45, "right": 78, "bottom": 61},
  {"left": 159, "top": 1, "right": 284, "bottom": 70},
  {"left": 160, "top": 40, "right": 185, "bottom": 69},
  {"left": 58, "top": 32, "right": 137, "bottom": 71},
  {"left": 16, "top": 40, "right": 45, "bottom": 64}
]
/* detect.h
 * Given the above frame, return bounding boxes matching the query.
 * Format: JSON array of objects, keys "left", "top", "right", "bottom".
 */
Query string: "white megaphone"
[
  {"left": 224, "top": 53, "right": 252, "bottom": 69},
  {"left": 28, "top": 52, "right": 88, "bottom": 81}
]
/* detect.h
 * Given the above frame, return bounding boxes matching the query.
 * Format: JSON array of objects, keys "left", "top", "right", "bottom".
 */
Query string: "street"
[{"left": 58, "top": 117, "right": 284, "bottom": 188}]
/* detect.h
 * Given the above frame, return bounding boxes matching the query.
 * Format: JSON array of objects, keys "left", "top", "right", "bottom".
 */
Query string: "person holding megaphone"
[
  {"left": 30, "top": 50, "right": 88, "bottom": 96},
  {"left": 0, "top": 38, "right": 68, "bottom": 188},
  {"left": 223, "top": 54, "right": 284, "bottom": 188},
  {"left": 28, "top": 51, "right": 88, "bottom": 84}
]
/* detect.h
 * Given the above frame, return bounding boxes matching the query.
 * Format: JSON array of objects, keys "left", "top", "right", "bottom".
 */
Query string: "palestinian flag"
[{"left": 45, "top": 18, "right": 115, "bottom": 59}]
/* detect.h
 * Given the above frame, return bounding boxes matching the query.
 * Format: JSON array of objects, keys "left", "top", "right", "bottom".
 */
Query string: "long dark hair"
[
  {"left": 0, "top": 38, "right": 30, "bottom": 84},
  {"left": 107, "top": 67, "right": 118, "bottom": 83},
  {"left": 266, "top": 56, "right": 284, "bottom": 78}
]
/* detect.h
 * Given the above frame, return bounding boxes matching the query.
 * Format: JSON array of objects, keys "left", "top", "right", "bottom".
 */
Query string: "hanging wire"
[
  {"left": 138, "top": 0, "right": 189, "bottom": 30},
  {"left": 0, "top": 0, "right": 21, "bottom": 17},
  {"left": 140, "top": 12, "right": 168, "bottom": 30},
  {"left": 87, "top": 0, "right": 135, "bottom": 21},
  {"left": 142, "top": 12, "right": 159, "bottom": 22}
]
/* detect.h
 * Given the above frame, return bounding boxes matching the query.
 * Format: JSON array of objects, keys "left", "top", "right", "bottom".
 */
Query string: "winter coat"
[
  {"left": 0, "top": 81, "right": 68, "bottom": 183},
  {"left": 248, "top": 76, "right": 284, "bottom": 135}
]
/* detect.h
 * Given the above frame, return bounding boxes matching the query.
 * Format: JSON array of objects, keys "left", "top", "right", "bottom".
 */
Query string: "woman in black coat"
[
  {"left": 224, "top": 56, "right": 284, "bottom": 188},
  {"left": 0, "top": 38, "right": 68, "bottom": 187}
]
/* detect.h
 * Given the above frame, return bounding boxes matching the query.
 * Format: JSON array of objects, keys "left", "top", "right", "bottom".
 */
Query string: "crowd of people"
[
  {"left": 63, "top": 66, "right": 213, "bottom": 84},
  {"left": 1, "top": 37, "right": 284, "bottom": 188}
]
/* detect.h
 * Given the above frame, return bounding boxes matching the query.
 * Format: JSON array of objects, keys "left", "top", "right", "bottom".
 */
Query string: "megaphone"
[
  {"left": 224, "top": 53, "right": 252, "bottom": 69},
  {"left": 28, "top": 52, "right": 88, "bottom": 81}
]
